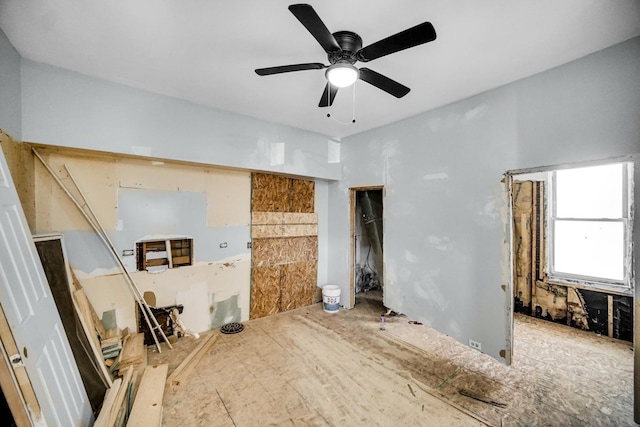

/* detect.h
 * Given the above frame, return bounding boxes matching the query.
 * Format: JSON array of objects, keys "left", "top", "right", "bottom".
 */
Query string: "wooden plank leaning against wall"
[{"left": 250, "top": 173, "right": 318, "bottom": 319}]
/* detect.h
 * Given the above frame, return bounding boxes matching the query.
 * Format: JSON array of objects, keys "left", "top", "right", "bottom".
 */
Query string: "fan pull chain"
[{"left": 327, "top": 82, "right": 357, "bottom": 125}]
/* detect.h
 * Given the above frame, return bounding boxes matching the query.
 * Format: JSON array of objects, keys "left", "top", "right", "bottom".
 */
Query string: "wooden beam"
[
  {"left": 93, "top": 378, "right": 122, "bottom": 427},
  {"left": 127, "top": 364, "right": 169, "bottom": 427},
  {"left": 608, "top": 295, "right": 614, "bottom": 338},
  {"left": 167, "top": 333, "right": 218, "bottom": 387}
]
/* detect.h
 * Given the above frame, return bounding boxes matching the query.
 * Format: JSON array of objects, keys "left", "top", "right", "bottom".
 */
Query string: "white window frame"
[{"left": 547, "top": 162, "right": 633, "bottom": 294}]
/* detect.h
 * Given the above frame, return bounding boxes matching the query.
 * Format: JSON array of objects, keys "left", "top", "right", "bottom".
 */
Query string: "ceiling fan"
[{"left": 255, "top": 4, "right": 437, "bottom": 107}]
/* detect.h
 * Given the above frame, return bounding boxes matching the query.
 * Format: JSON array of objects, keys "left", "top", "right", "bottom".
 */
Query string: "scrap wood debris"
[
  {"left": 408, "top": 320, "right": 423, "bottom": 325},
  {"left": 458, "top": 388, "right": 507, "bottom": 408}
]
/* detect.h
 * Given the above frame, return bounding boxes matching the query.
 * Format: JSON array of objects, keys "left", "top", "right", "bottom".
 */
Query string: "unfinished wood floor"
[{"left": 148, "top": 291, "right": 634, "bottom": 426}]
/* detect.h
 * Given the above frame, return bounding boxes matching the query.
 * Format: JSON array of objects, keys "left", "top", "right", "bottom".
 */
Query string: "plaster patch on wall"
[
  {"left": 241, "top": 138, "right": 272, "bottom": 169},
  {"left": 210, "top": 294, "right": 241, "bottom": 329},
  {"left": 472, "top": 194, "right": 501, "bottom": 227},
  {"left": 176, "top": 281, "right": 210, "bottom": 334},
  {"left": 270, "top": 142, "right": 284, "bottom": 166},
  {"left": 422, "top": 172, "right": 449, "bottom": 181},
  {"left": 426, "top": 103, "right": 488, "bottom": 132},
  {"left": 413, "top": 273, "right": 448, "bottom": 312},
  {"left": 448, "top": 320, "right": 462, "bottom": 338},
  {"left": 426, "top": 235, "right": 454, "bottom": 252},
  {"left": 130, "top": 146, "right": 152, "bottom": 156},
  {"left": 464, "top": 104, "right": 488, "bottom": 121},
  {"left": 405, "top": 250, "right": 419, "bottom": 263}
]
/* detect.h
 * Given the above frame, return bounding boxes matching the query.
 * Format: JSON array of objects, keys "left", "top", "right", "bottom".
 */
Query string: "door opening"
[{"left": 350, "top": 188, "right": 384, "bottom": 309}]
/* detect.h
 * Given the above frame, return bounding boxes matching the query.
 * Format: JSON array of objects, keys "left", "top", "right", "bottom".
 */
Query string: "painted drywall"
[
  {"left": 331, "top": 36, "right": 640, "bottom": 362},
  {"left": 34, "top": 149, "right": 252, "bottom": 333},
  {"left": 0, "top": 27, "right": 21, "bottom": 139},
  {"left": 315, "top": 179, "right": 329, "bottom": 287},
  {"left": 19, "top": 60, "right": 340, "bottom": 181}
]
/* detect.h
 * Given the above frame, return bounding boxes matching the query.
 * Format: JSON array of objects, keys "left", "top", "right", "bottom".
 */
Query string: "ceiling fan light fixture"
[{"left": 326, "top": 63, "right": 359, "bottom": 88}]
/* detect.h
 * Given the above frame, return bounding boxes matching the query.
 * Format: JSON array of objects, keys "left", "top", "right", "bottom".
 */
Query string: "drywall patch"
[
  {"left": 210, "top": 294, "right": 241, "bottom": 329},
  {"left": 130, "top": 146, "right": 152, "bottom": 156},
  {"left": 422, "top": 172, "right": 449, "bottom": 181},
  {"left": 64, "top": 230, "right": 119, "bottom": 274},
  {"left": 405, "top": 250, "right": 419, "bottom": 263},
  {"left": 175, "top": 281, "right": 210, "bottom": 334},
  {"left": 426, "top": 235, "right": 454, "bottom": 252},
  {"left": 464, "top": 104, "right": 488, "bottom": 121}
]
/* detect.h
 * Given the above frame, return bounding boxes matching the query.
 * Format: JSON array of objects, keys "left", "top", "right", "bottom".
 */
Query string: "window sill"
[{"left": 547, "top": 278, "right": 633, "bottom": 297}]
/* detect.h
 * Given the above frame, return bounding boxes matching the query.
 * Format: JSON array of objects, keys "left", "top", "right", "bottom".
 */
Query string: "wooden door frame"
[{"left": 349, "top": 186, "right": 384, "bottom": 309}]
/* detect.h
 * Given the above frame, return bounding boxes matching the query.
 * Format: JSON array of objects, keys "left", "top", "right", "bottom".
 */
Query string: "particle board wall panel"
[
  {"left": 282, "top": 212, "right": 317, "bottom": 225},
  {"left": 252, "top": 173, "right": 290, "bottom": 212},
  {"left": 280, "top": 261, "right": 318, "bottom": 312},
  {"left": 252, "top": 212, "right": 284, "bottom": 225},
  {"left": 252, "top": 224, "right": 318, "bottom": 239},
  {"left": 252, "top": 237, "right": 318, "bottom": 266},
  {"left": 250, "top": 265, "right": 282, "bottom": 319},
  {"left": 290, "top": 179, "right": 314, "bottom": 213},
  {"left": 251, "top": 173, "right": 318, "bottom": 319}
]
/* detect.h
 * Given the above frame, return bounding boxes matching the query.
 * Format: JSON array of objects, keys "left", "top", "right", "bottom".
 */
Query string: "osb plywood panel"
[
  {"left": 280, "top": 261, "right": 318, "bottom": 312},
  {"left": 252, "top": 212, "right": 317, "bottom": 225},
  {"left": 252, "top": 224, "right": 318, "bottom": 239},
  {"left": 252, "top": 212, "right": 284, "bottom": 225},
  {"left": 282, "top": 213, "right": 317, "bottom": 224},
  {"left": 290, "top": 179, "right": 314, "bottom": 213},
  {"left": 252, "top": 237, "right": 318, "bottom": 266},
  {"left": 250, "top": 265, "right": 281, "bottom": 319},
  {"left": 252, "top": 173, "right": 290, "bottom": 212}
]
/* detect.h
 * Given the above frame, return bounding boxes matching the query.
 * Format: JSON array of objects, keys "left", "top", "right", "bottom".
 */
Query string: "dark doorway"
[{"left": 353, "top": 189, "right": 384, "bottom": 308}]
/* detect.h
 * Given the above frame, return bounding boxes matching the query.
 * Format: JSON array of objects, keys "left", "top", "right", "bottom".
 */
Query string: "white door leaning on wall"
[{"left": 0, "top": 147, "right": 93, "bottom": 426}]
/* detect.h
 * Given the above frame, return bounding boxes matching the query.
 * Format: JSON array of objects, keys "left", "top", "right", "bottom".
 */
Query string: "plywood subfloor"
[{"left": 148, "top": 290, "right": 634, "bottom": 426}]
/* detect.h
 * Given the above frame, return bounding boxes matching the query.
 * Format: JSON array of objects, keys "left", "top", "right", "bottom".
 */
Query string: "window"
[
  {"left": 549, "top": 162, "right": 633, "bottom": 291},
  {"left": 136, "top": 238, "right": 193, "bottom": 272}
]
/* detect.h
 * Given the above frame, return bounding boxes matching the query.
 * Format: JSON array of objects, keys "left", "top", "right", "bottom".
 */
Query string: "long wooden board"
[
  {"left": 167, "top": 333, "right": 218, "bottom": 387},
  {"left": 126, "top": 364, "right": 168, "bottom": 427}
]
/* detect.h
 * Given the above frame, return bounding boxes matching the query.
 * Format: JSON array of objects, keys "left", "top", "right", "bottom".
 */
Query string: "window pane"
[
  {"left": 554, "top": 220, "right": 624, "bottom": 281},
  {"left": 556, "top": 164, "right": 623, "bottom": 218}
]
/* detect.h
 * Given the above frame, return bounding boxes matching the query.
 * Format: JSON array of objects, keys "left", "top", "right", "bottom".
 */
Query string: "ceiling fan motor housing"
[{"left": 329, "top": 31, "right": 362, "bottom": 64}]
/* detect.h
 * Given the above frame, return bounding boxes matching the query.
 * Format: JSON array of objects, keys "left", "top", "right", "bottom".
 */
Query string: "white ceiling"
[{"left": 1, "top": 1, "right": 639, "bottom": 139}]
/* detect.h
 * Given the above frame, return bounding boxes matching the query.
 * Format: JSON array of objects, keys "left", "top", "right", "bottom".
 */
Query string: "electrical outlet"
[
  {"left": 469, "top": 340, "right": 482, "bottom": 351},
  {"left": 219, "top": 242, "right": 228, "bottom": 248}
]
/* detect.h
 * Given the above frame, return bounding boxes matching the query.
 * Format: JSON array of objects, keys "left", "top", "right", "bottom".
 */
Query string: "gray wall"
[
  {"left": 0, "top": 27, "right": 21, "bottom": 139},
  {"left": 20, "top": 60, "right": 341, "bottom": 181},
  {"left": 330, "top": 36, "right": 640, "bottom": 362}
]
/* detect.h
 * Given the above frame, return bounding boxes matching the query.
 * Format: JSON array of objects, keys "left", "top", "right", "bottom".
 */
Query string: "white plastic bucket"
[{"left": 322, "top": 285, "right": 341, "bottom": 313}]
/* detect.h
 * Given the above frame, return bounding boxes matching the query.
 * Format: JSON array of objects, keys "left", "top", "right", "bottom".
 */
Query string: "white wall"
[
  {"left": 0, "top": 27, "right": 21, "bottom": 139},
  {"left": 330, "top": 36, "right": 640, "bottom": 362},
  {"left": 20, "top": 60, "right": 341, "bottom": 181}
]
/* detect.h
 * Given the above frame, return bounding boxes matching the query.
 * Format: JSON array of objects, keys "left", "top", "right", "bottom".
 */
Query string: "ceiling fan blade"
[
  {"left": 359, "top": 68, "right": 410, "bottom": 98},
  {"left": 255, "top": 63, "right": 326, "bottom": 76},
  {"left": 289, "top": 4, "right": 341, "bottom": 54},
  {"left": 357, "top": 22, "right": 436, "bottom": 62},
  {"left": 318, "top": 83, "right": 338, "bottom": 107}
]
